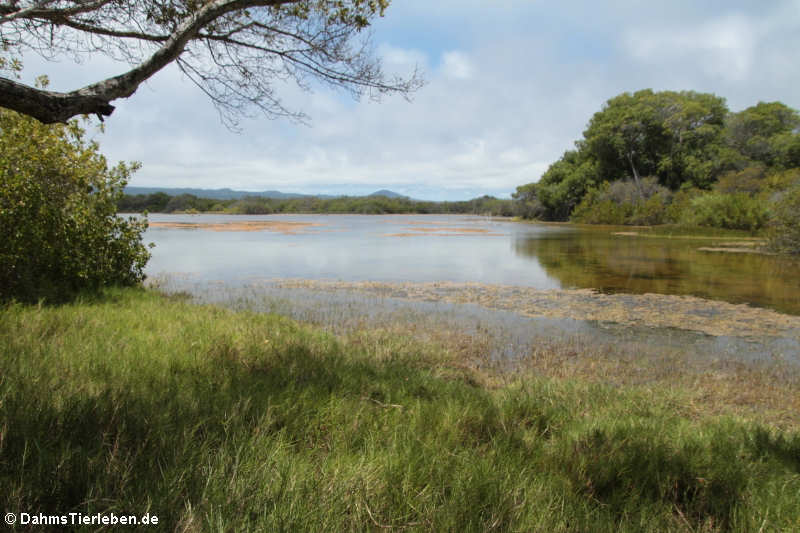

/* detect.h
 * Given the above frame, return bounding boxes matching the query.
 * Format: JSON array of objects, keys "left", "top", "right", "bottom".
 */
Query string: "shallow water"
[
  {"left": 142, "top": 213, "right": 800, "bottom": 363},
  {"left": 144, "top": 214, "right": 558, "bottom": 288},
  {"left": 143, "top": 214, "right": 800, "bottom": 315},
  {"left": 152, "top": 277, "right": 800, "bottom": 365},
  {"left": 516, "top": 227, "right": 800, "bottom": 315}
]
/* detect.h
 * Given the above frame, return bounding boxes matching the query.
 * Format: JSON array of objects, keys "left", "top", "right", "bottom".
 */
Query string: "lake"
[{"left": 144, "top": 213, "right": 800, "bottom": 316}]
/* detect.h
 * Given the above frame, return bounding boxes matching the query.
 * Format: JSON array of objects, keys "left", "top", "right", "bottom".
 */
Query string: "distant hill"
[
  {"left": 123, "top": 186, "right": 407, "bottom": 200},
  {"left": 123, "top": 187, "right": 315, "bottom": 200},
  {"left": 368, "top": 189, "right": 408, "bottom": 199}
]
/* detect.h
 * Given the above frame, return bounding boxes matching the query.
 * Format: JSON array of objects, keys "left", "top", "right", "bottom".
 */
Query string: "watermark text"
[{"left": 5, "top": 511, "right": 158, "bottom": 527}]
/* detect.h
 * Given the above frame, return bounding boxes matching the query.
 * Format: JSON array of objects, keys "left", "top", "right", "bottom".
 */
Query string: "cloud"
[
  {"left": 623, "top": 14, "right": 757, "bottom": 82},
  {"left": 12, "top": 1, "right": 800, "bottom": 200},
  {"left": 441, "top": 51, "right": 474, "bottom": 80}
]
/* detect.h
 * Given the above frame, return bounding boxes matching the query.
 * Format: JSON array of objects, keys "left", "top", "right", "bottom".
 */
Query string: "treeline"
[
  {"left": 118, "top": 192, "right": 514, "bottom": 216},
  {"left": 513, "top": 90, "right": 800, "bottom": 252}
]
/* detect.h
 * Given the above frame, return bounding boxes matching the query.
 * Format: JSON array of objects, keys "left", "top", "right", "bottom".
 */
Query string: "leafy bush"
[
  {"left": 628, "top": 193, "right": 671, "bottom": 225},
  {"left": 664, "top": 186, "right": 702, "bottom": 223},
  {"left": 570, "top": 189, "right": 629, "bottom": 225},
  {"left": 767, "top": 186, "right": 800, "bottom": 254},
  {"left": 0, "top": 110, "right": 150, "bottom": 303},
  {"left": 680, "top": 192, "right": 769, "bottom": 231},
  {"left": 571, "top": 177, "right": 671, "bottom": 225},
  {"left": 713, "top": 165, "right": 767, "bottom": 194}
]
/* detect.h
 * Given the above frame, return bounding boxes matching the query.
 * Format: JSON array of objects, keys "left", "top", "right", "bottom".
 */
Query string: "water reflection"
[
  {"left": 144, "top": 214, "right": 559, "bottom": 288},
  {"left": 142, "top": 214, "right": 800, "bottom": 316},
  {"left": 514, "top": 228, "right": 800, "bottom": 315}
]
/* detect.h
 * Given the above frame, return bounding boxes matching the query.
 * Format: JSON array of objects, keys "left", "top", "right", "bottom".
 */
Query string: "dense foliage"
[
  {"left": 767, "top": 184, "right": 800, "bottom": 254},
  {"left": 514, "top": 90, "right": 800, "bottom": 239},
  {"left": 0, "top": 110, "right": 150, "bottom": 302},
  {"left": 118, "top": 192, "right": 515, "bottom": 217}
]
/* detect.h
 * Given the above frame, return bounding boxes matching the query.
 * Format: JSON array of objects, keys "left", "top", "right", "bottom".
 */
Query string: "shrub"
[
  {"left": 571, "top": 177, "right": 671, "bottom": 225},
  {"left": 605, "top": 177, "right": 668, "bottom": 205},
  {"left": 767, "top": 186, "right": 800, "bottom": 254},
  {"left": 0, "top": 110, "right": 150, "bottom": 303},
  {"left": 628, "top": 192, "right": 671, "bottom": 225},
  {"left": 570, "top": 189, "right": 629, "bottom": 225},
  {"left": 713, "top": 165, "right": 767, "bottom": 194},
  {"left": 664, "top": 186, "right": 703, "bottom": 223},
  {"left": 680, "top": 192, "right": 769, "bottom": 231}
]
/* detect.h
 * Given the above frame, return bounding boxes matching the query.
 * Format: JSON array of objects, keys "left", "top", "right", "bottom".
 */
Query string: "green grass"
[{"left": 1, "top": 288, "right": 799, "bottom": 531}]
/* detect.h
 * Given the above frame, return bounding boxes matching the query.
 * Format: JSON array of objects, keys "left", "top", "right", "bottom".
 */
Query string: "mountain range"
[{"left": 123, "top": 186, "right": 408, "bottom": 200}]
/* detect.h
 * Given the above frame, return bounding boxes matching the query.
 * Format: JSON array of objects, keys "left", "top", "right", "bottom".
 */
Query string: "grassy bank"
[{"left": 1, "top": 289, "right": 799, "bottom": 531}]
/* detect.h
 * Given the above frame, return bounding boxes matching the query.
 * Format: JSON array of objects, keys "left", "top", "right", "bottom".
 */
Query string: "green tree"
[
  {"left": 512, "top": 90, "right": 800, "bottom": 223},
  {"left": 514, "top": 90, "right": 732, "bottom": 220},
  {"left": 583, "top": 90, "right": 669, "bottom": 195},
  {"left": 0, "top": 109, "right": 150, "bottom": 302},
  {"left": 516, "top": 150, "right": 598, "bottom": 220},
  {"left": 582, "top": 90, "right": 728, "bottom": 191},
  {"left": 725, "top": 102, "right": 800, "bottom": 168}
]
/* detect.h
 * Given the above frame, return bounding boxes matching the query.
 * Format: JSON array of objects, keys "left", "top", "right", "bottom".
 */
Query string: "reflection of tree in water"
[{"left": 513, "top": 232, "right": 800, "bottom": 314}]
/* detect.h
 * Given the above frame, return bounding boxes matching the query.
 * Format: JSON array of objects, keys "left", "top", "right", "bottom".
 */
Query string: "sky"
[{"left": 17, "top": 0, "right": 800, "bottom": 200}]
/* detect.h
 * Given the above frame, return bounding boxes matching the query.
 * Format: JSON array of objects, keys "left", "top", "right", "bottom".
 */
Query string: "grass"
[{"left": 1, "top": 288, "right": 799, "bottom": 531}]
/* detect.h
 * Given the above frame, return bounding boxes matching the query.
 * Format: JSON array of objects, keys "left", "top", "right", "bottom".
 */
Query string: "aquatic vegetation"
[{"left": 265, "top": 279, "right": 800, "bottom": 338}]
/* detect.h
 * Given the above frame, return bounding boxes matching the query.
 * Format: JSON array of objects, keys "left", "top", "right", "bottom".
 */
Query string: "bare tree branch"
[{"left": 0, "top": 0, "right": 422, "bottom": 124}]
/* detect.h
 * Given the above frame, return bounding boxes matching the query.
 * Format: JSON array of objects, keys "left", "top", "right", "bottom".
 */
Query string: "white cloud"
[
  {"left": 13, "top": 1, "right": 800, "bottom": 199},
  {"left": 624, "top": 14, "right": 757, "bottom": 82},
  {"left": 441, "top": 51, "right": 474, "bottom": 80}
]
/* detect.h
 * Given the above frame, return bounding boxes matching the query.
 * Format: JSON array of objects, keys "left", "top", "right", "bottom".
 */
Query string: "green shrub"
[
  {"left": 767, "top": 186, "right": 800, "bottom": 254},
  {"left": 664, "top": 186, "right": 703, "bottom": 223},
  {"left": 714, "top": 165, "right": 767, "bottom": 194},
  {"left": 571, "top": 194, "right": 629, "bottom": 225},
  {"left": 0, "top": 110, "right": 150, "bottom": 302},
  {"left": 680, "top": 192, "right": 769, "bottom": 231},
  {"left": 571, "top": 178, "right": 671, "bottom": 225}
]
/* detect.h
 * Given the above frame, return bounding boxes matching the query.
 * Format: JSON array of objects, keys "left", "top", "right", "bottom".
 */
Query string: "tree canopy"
[
  {"left": 514, "top": 90, "right": 800, "bottom": 223},
  {"left": 0, "top": 0, "right": 421, "bottom": 125}
]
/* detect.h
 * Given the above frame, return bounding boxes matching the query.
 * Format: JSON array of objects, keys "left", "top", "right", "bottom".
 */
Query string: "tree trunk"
[{"left": 626, "top": 151, "right": 644, "bottom": 200}]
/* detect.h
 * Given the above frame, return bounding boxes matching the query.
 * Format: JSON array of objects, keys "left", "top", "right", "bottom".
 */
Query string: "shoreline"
[{"left": 257, "top": 278, "right": 800, "bottom": 339}]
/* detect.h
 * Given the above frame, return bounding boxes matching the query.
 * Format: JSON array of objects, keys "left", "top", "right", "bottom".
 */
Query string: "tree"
[
  {"left": 513, "top": 90, "right": 733, "bottom": 220},
  {"left": 582, "top": 90, "right": 728, "bottom": 192},
  {"left": 725, "top": 102, "right": 800, "bottom": 168},
  {"left": 0, "top": 108, "right": 150, "bottom": 302},
  {"left": 0, "top": 0, "right": 421, "bottom": 126}
]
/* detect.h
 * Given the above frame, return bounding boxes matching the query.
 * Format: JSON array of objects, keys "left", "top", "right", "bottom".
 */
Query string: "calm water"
[{"left": 143, "top": 213, "right": 800, "bottom": 315}]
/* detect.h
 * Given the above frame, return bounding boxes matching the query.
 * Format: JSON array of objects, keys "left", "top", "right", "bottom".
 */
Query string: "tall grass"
[{"left": 1, "top": 288, "right": 799, "bottom": 531}]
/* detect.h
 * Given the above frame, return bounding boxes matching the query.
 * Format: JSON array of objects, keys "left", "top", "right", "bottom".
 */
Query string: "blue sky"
[{"left": 19, "top": 0, "right": 800, "bottom": 200}]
